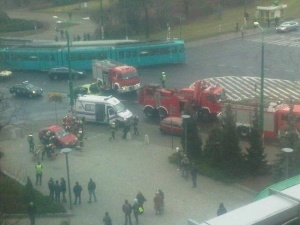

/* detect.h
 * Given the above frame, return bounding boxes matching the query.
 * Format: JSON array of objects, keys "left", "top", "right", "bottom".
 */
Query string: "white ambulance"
[{"left": 73, "top": 95, "right": 133, "bottom": 124}]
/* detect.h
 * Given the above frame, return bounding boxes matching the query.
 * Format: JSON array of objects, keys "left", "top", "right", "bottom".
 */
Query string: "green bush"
[
  {"left": 0, "top": 173, "right": 66, "bottom": 214},
  {"left": 0, "top": 19, "right": 43, "bottom": 33}
]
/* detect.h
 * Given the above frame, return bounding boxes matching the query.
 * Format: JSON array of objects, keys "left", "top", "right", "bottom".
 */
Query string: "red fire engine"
[
  {"left": 92, "top": 60, "right": 140, "bottom": 93},
  {"left": 220, "top": 101, "right": 300, "bottom": 138},
  {"left": 138, "top": 80, "right": 225, "bottom": 120}
]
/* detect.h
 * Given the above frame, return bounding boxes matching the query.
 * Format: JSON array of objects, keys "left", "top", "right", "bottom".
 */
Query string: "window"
[{"left": 85, "top": 104, "right": 95, "bottom": 112}]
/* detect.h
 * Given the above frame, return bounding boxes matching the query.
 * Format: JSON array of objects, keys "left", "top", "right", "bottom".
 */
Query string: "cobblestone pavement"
[{"left": 1, "top": 118, "right": 255, "bottom": 225}]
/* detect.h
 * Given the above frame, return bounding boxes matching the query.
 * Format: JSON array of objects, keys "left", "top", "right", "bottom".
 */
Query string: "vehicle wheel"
[
  {"left": 28, "top": 94, "right": 33, "bottom": 98},
  {"left": 238, "top": 126, "right": 250, "bottom": 138},
  {"left": 144, "top": 106, "right": 155, "bottom": 118},
  {"left": 9, "top": 89, "right": 14, "bottom": 94},
  {"left": 74, "top": 74, "right": 79, "bottom": 80},
  {"left": 97, "top": 80, "right": 103, "bottom": 89},
  {"left": 158, "top": 107, "right": 168, "bottom": 119},
  {"left": 53, "top": 75, "right": 59, "bottom": 80}
]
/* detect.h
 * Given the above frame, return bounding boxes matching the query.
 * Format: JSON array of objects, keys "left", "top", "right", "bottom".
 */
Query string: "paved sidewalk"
[
  {"left": 4, "top": 7, "right": 261, "bottom": 46},
  {"left": 1, "top": 118, "right": 254, "bottom": 225}
]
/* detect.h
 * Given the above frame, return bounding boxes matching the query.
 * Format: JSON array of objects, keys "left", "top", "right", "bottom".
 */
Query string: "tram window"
[
  {"left": 27, "top": 55, "right": 38, "bottom": 61},
  {"left": 50, "top": 54, "right": 55, "bottom": 61},
  {"left": 97, "top": 52, "right": 107, "bottom": 60},
  {"left": 160, "top": 48, "right": 170, "bottom": 55},
  {"left": 150, "top": 48, "right": 160, "bottom": 55},
  {"left": 169, "top": 47, "right": 176, "bottom": 53},
  {"left": 125, "top": 51, "right": 137, "bottom": 58},
  {"left": 139, "top": 50, "right": 149, "bottom": 56},
  {"left": 119, "top": 51, "right": 124, "bottom": 59}
]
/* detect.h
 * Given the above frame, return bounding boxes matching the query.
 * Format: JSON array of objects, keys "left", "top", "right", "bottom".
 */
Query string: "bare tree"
[{"left": 0, "top": 91, "right": 30, "bottom": 130}]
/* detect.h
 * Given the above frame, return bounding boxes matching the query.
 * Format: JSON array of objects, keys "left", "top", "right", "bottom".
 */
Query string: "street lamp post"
[
  {"left": 181, "top": 115, "right": 190, "bottom": 153},
  {"left": 53, "top": 15, "right": 89, "bottom": 108},
  {"left": 254, "top": 22, "right": 265, "bottom": 133},
  {"left": 100, "top": 0, "right": 104, "bottom": 39},
  {"left": 124, "top": 0, "right": 128, "bottom": 40},
  {"left": 282, "top": 148, "right": 293, "bottom": 179},
  {"left": 61, "top": 148, "right": 72, "bottom": 210},
  {"left": 66, "top": 31, "right": 74, "bottom": 108}
]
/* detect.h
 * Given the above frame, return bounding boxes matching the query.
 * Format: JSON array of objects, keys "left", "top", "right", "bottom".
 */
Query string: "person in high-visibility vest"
[
  {"left": 160, "top": 72, "right": 166, "bottom": 88},
  {"left": 35, "top": 161, "right": 43, "bottom": 185}
]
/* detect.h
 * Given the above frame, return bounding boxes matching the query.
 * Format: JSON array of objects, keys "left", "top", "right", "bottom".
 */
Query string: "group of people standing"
[
  {"left": 180, "top": 154, "right": 198, "bottom": 188},
  {"left": 109, "top": 115, "right": 139, "bottom": 141},
  {"left": 119, "top": 190, "right": 164, "bottom": 225},
  {"left": 47, "top": 177, "right": 67, "bottom": 203}
]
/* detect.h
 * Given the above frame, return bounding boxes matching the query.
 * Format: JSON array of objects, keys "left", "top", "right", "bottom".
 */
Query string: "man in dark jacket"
[
  {"left": 122, "top": 199, "right": 132, "bottom": 225},
  {"left": 136, "top": 191, "right": 146, "bottom": 213},
  {"left": 103, "top": 211, "right": 112, "bottom": 225},
  {"left": 27, "top": 202, "right": 36, "bottom": 225},
  {"left": 73, "top": 181, "right": 82, "bottom": 205},
  {"left": 60, "top": 177, "right": 67, "bottom": 202},
  {"left": 54, "top": 180, "right": 61, "bottom": 203},
  {"left": 48, "top": 177, "right": 55, "bottom": 200},
  {"left": 88, "top": 178, "right": 97, "bottom": 203},
  {"left": 132, "top": 199, "right": 140, "bottom": 224}
]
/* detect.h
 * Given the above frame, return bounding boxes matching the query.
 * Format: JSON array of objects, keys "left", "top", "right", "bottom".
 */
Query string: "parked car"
[
  {"left": 9, "top": 81, "right": 43, "bottom": 97},
  {"left": 73, "top": 83, "right": 102, "bottom": 98},
  {"left": 0, "top": 70, "right": 12, "bottom": 81},
  {"left": 276, "top": 21, "right": 299, "bottom": 33},
  {"left": 48, "top": 67, "right": 87, "bottom": 80},
  {"left": 159, "top": 117, "right": 183, "bottom": 136},
  {"left": 38, "top": 125, "right": 78, "bottom": 148}
]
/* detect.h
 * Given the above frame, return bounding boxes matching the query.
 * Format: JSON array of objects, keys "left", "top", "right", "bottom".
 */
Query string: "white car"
[{"left": 276, "top": 21, "right": 299, "bottom": 33}]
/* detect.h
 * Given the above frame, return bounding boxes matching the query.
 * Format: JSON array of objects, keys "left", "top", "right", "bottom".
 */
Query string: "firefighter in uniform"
[
  {"left": 27, "top": 133, "right": 35, "bottom": 153},
  {"left": 109, "top": 120, "right": 116, "bottom": 141},
  {"left": 63, "top": 115, "right": 72, "bottom": 131},
  {"left": 161, "top": 72, "right": 166, "bottom": 88},
  {"left": 77, "top": 129, "right": 84, "bottom": 149},
  {"left": 133, "top": 115, "right": 139, "bottom": 135}
]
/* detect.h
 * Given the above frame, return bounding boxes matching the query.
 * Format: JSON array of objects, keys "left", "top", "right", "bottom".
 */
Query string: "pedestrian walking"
[
  {"left": 160, "top": 72, "right": 166, "bottom": 88},
  {"left": 27, "top": 133, "right": 35, "bottom": 153},
  {"left": 76, "top": 129, "right": 84, "bottom": 149},
  {"left": 181, "top": 155, "right": 190, "bottom": 178},
  {"left": 48, "top": 177, "right": 55, "bottom": 200},
  {"left": 54, "top": 180, "right": 61, "bottom": 203},
  {"left": 217, "top": 202, "right": 227, "bottom": 216},
  {"left": 234, "top": 23, "right": 239, "bottom": 33},
  {"left": 109, "top": 120, "right": 116, "bottom": 141},
  {"left": 103, "top": 211, "right": 112, "bottom": 225},
  {"left": 136, "top": 191, "right": 146, "bottom": 213},
  {"left": 132, "top": 199, "right": 140, "bottom": 224},
  {"left": 154, "top": 191, "right": 164, "bottom": 215},
  {"left": 35, "top": 161, "right": 43, "bottom": 185},
  {"left": 122, "top": 119, "right": 131, "bottom": 139},
  {"left": 60, "top": 177, "right": 67, "bottom": 202},
  {"left": 88, "top": 178, "right": 97, "bottom": 203},
  {"left": 191, "top": 164, "right": 198, "bottom": 188},
  {"left": 73, "top": 181, "right": 82, "bottom": 205},
  {"left": 122, "top": 199, "right": 133, "bottom": 225},
  {"left": 240, "top": 26, "right": 244, "bottom": 38},
  {"left": 132, "top": 115, "right": 139, "bottom": 135},
  {"left": 27, "top": 202, "right": 36, "bottom": 225}
]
